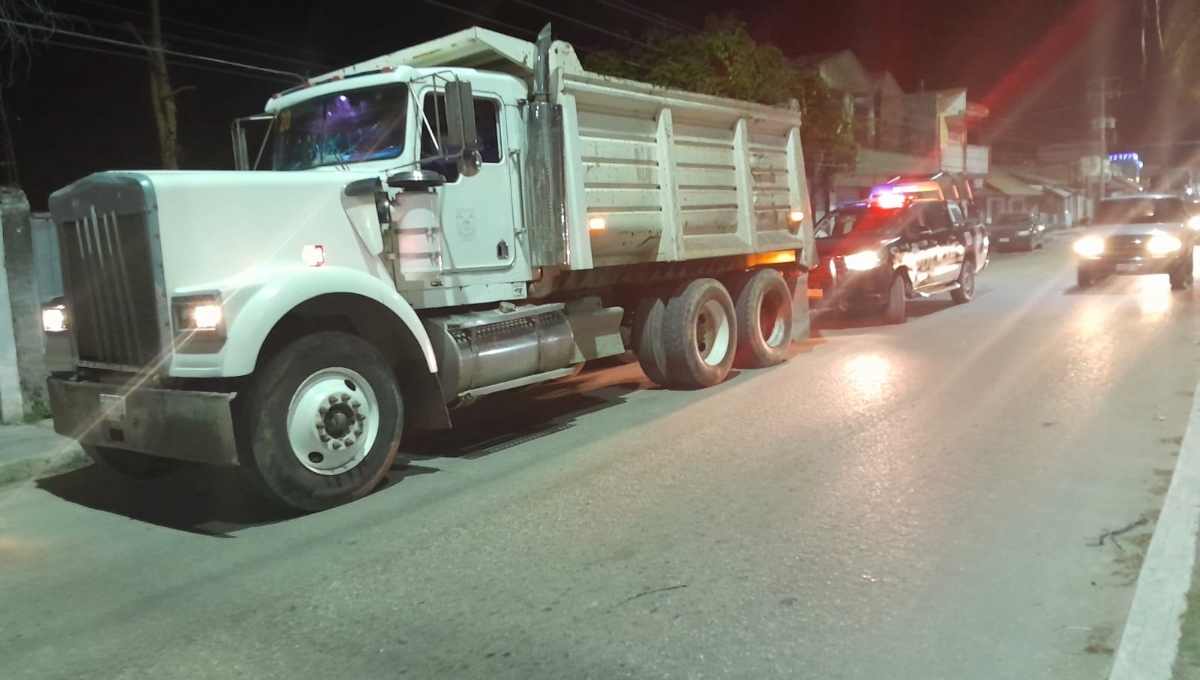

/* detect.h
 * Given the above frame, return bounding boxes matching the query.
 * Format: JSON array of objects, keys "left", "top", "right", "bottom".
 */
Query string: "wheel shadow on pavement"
[
  {"left": 810, "top": 299, "right": 959, "bottom": 332},
  {"left": 35, "top": 464, "right": 301, "bottom": 537},
  {"left": 390, "top": 377, "right": 644, "bottom": 473}
]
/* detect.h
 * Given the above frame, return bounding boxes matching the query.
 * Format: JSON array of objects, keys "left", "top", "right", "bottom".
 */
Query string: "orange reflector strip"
[{"left": 746, "top": 250, "right": 798, "bottom": 267}]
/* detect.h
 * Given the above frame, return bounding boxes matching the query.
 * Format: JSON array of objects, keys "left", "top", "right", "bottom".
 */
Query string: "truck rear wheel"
[
  {"left": 238, "top": 331, "right": 403, "bottom": 512},
  {"left": 662, "top": 278, "right": 737, "bottom": 389},
  {"left": 632, "top": 296, "right": 669, "bottom": 387},
  {"left": 732, "top": 268, "right": 793, "bottom": 369}
]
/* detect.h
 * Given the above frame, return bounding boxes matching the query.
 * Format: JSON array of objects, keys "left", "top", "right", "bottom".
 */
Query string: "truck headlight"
[
  {"left": 1073, "top": 236, "right": 1105, "bottom": 258},
  {"left": 1147, "top": 233, "right": 1183, "bottom": 255},
  {"left": 172, "top": 295, "right": 224, "bottom": 333},
  {"left": 1017, "top": 230, "right": 1031, "bottom": 236},
  {"left": 42, "top": 304, "right": 67, "bottom": 333},
  {"left": 843, "top": 250, "right": 882, "bottom": 271}
]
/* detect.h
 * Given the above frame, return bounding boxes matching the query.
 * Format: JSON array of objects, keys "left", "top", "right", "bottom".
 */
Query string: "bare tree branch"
[{"left": 0, "top": 0, "right": 66, "bottom": 84}]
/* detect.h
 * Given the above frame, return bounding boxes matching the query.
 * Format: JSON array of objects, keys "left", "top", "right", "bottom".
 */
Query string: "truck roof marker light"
[
  {"left": 588, "top": 216, "right": 607, "bottom": 231},
  {"left": 303, "top": 244, "right": 326, "bottom": 267}
]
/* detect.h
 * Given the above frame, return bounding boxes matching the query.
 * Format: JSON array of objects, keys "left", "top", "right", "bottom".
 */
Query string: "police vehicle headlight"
[
  {"left": 843, "top": 251, "right": 883, "bottom": 271},
  {"left": 1073, "top": 236, "right": 1105, "bottom": 258},
  {"left": 1147, "top": 233, "right": 1183, "bottom": 256}
]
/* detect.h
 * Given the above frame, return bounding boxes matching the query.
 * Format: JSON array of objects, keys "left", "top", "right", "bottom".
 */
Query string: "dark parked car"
[
  {"left": 1073, "top": 194, "right": 1200, "bottom": 289},
  {"left": 988, "top": 212, "right": 1046, "bottom": 251},
  {"left": 809, "top": 192, "right": 988, "bottom": 324}
]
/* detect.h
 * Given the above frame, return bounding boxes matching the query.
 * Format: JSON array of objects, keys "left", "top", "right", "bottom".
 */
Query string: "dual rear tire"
[{"left": 633, "top": 269, "right": 794, "bottom": 389}]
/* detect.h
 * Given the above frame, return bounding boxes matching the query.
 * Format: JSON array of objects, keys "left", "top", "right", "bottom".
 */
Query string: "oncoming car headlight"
[
  {"left": 1072, "top": 236, "right": 1105, "bottom": 258},
  {"left": 843, "top": 251, "right": 883, "bottom": 271},
  {"left": 1147, "top": 233, "right": 1183, "bottom": 256},
  {"left": 172, "top": 295, "right": 224, "bottom": 334}
]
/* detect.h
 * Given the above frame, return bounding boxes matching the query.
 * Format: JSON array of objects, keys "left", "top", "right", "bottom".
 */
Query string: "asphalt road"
[{"left": 3, "top": 236, "right": 1200, "bottom": 680}]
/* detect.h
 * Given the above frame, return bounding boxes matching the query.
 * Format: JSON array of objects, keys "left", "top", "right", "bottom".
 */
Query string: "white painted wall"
[{"left": 0, "top": 218, "right": 25, "bottom": 423}]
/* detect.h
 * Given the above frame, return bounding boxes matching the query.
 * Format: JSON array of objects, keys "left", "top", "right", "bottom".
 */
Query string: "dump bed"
[{"left": 314, "top": 27, "right": 816, "bottom": 271}]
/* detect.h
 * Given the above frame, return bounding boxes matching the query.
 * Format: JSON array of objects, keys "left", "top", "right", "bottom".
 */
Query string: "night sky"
[{"left": 4, "top": 0, "right": 1194, "bottom": 209}]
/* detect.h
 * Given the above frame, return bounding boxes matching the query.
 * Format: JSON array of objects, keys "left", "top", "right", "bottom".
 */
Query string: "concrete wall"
[
  {"left": 31, "top": 214, "right": 63, "bottom": 303},
  {"left": 0, "top": 188, "right": 49, "bottom": 422}
]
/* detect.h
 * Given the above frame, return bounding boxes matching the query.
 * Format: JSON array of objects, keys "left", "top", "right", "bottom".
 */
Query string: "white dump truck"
[{"left": 42, "top": 25, "right": 816, "bottom": 511}]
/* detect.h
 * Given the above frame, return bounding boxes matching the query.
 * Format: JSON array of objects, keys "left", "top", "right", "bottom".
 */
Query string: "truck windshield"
[
  {"left": 271, "top": 84, "right": 409, "bottom": 171},
  {"left": 1093, "top": 197, "right": 1187, "bottom": 224}
]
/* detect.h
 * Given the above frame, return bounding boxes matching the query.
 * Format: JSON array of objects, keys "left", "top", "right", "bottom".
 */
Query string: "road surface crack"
[
  {"left": 617, "top": 584, "right": 688, "bottom": 606},
  {"left": 1089, "top": 515, "right": 1151, "bottom": 551}
]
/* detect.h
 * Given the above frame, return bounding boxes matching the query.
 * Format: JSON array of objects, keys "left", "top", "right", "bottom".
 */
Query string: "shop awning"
[{"left": 985, "top": 170, "right": 1041, "bottom": 197}]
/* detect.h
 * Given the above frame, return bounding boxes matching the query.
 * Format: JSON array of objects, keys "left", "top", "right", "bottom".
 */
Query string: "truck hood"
[
  {"left": 1088, "top": 221, "right": 1187, "bottom": 238},
  {"left": 815, "top": 233, "right": 899, "bottom": 260},
  {"left": 49, "top": 169, "right": 390, "bottom": 295}
]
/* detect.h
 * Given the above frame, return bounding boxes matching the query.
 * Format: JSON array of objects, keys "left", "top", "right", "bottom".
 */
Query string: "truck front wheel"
[{"left": 238, "top": 331, "right": 404, "bottom": 512}]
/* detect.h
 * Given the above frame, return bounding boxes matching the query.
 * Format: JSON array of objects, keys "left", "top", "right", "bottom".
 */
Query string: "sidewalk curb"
[
  {"left": 1109, "top": 386, "right": 1200, "bottom": 679},
  {"left": 0, "top": 438, "right": 90, "bottom": 489}
]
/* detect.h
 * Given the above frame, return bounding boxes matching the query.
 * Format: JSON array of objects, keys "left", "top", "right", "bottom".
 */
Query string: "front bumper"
[
  {"left": 809, "top": 263, "right": 891, "bottom": 311},
  {"left": 47, "top": 378, "right": 240, "bottom": 466},
  {"left": 1078, "top": 255, "right": 1184, "bottom": 277},
  {"left": 991, "top": 233, "right": 1034, "bottom": 249}
]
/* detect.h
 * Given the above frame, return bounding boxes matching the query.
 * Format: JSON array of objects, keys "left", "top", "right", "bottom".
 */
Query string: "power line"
[
  {"left": 68, "top": 0, "right": 355, "bottom": 63},
  {"left": 413, "top": 0, "right": 538, "bottom": 37},
  {"left": 499, "top": 0, "right": 668, "bottom": 54},
  {"left": 49, "top": 10, "right": 338, "bottom": 73},
  {"left": 591, "top": 0, "right": 695, "bottom": 34},
  {"left": 38, "top": 37, "right": 297, "bottom": 85},
  {"left": 0, "top": 17, "right": 305, "bottom": 80}
]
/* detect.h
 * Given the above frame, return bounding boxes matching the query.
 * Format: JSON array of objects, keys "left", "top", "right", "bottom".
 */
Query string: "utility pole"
[
  {"left": 0, "top": 83, "right": 17, "bottom": 188},
  {"left": 130, "top": 0, "right": 189, "bottom": 168},
  {"left": 1087, "top": 77, "right": 1120, "bottom": 200}
]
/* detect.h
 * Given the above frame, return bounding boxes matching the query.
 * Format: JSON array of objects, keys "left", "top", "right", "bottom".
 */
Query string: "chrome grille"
[
  {"left": 1105, "top": 235, "right": 1148, "bottom": 258},
  {"left": 58, "top": 207, "right": 162, "bottom": 371}
]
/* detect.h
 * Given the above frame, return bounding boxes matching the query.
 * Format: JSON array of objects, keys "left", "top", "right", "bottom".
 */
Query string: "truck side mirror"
[
  {"left": 232, "top": 122, "right": 249, "bottom": 171},
  {"left": 444, "top": 80, "right": 478, "bottom": 154}
]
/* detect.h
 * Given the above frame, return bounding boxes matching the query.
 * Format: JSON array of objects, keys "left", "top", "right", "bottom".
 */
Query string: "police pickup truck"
[{"left": 808, "top": 181, "right": 989, "bottom": 323}]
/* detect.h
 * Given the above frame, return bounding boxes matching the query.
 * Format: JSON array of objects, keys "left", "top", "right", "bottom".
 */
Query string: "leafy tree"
[{"left": 584, "top": 17, "right": 857, "bottom": 208}]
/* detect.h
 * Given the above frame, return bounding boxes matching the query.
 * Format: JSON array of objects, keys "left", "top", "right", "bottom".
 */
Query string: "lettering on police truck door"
[
  {"left": 906, "top": 205, "right": 939, "bottom": 289},
  {"left": 420, "top": 92, "right": 517, "bottom": 274}
]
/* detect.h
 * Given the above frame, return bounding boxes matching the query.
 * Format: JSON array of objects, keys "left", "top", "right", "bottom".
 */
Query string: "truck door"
[{"left": 419, "top": 91, "right": 518, "bottom": 274}]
